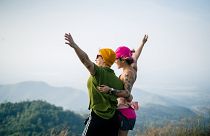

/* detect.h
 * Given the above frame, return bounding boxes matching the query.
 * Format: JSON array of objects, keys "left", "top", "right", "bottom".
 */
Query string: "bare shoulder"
[{"left": 125, "top": 69, "right": 136, "bottom": 77}]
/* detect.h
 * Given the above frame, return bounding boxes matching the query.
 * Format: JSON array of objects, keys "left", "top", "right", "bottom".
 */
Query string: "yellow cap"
[{"left": 99, "top": 48, "right": 116, "bottom": 67}]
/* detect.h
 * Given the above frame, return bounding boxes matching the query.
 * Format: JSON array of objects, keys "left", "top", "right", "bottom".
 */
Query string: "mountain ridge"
[{"left": 0, "top": 81, "right": 209, "bottom": 115}]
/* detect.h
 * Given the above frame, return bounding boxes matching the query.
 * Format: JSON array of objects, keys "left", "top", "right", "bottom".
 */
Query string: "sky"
[{"left": 0, "top": 0, "right": 210, "bottom": 92}]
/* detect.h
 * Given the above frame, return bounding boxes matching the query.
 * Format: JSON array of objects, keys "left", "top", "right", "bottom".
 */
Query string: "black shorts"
[{"left": 82, "top": 111, "right": 119, "bottom": 136}]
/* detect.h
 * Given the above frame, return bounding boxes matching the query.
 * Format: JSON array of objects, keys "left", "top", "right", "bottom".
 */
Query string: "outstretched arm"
[
  {"left": 64, "top": 33, "right": 95, "bottom": 75},
  {"left": 132, "top": 34, "right": 148, "bottom": 71}
]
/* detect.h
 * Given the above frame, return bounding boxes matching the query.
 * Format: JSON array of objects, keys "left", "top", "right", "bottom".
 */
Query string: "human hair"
[
  {"left": 125, "top": 57, "right": 134, "bottom": 65},
  {"left": 119, "top": 57, "right": 134, "bottom": 65}
]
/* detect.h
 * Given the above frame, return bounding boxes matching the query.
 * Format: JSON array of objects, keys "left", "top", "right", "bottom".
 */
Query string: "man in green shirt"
[{"left": 64, "top": 33, "right": 130, "bottom": 136}]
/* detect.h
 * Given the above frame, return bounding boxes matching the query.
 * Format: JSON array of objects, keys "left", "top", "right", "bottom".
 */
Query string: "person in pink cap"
[{"left": 98, "top": 34, "right": 148, "bottom": 136}]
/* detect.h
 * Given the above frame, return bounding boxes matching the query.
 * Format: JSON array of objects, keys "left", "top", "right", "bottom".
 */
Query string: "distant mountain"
[
  {"left": 136, "top": 103, "right": 196, "bottom": 124},
  {"left": 0, "top": 81, "right": 209, "bottom": 115},
  {"left": 131, "top": 88, "right": 210, "bottom": 114},
  {"left": 131, "top": 88, "right": 179, "bottom": 107},
  {"left": 0, "top": 81, "right": 89, "bottom": 113},
  {"left": 0, "top": 81, "right": 178, "bottom": 112},
  {"left": 1, "top": 82, "right": 208, "bottom": 135}
]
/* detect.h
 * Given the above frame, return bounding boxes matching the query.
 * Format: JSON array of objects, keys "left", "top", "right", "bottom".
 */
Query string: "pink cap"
[{"left": 115, "top": 46, "right": 132, "bottom": 59}]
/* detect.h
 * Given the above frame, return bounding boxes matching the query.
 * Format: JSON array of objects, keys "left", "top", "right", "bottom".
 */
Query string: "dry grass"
[
  {"left": 51, "top": 128, "right": 69, "bottom": 136},
  {"left": 136, "top": 116, "right": 210, "bottom": 136}
]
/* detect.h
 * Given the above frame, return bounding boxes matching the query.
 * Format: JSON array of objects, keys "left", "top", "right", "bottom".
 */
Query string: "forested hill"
[
  {"left": 1, "top": 100, "right": 210, "bottom": 136},
  {"left": 0, "top": 100, "right": 84, "bottom": 136}
]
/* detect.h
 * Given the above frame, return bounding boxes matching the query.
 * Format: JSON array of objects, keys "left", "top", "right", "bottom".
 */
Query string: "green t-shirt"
[{"left": 87, "top": 64, "right": 124, "bottom": 119}]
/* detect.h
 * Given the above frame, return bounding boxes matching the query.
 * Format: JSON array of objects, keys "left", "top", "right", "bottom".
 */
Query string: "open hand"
[
  {"left": 64, "top": 33, "right": 77, "bottom": 48},
  {"left": 142, "top": 34, "right": 148, "bottom": 45}
]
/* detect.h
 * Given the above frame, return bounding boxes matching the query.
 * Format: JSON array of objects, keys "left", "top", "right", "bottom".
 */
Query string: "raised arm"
[
  {"left": 64, "top": 33, "right": 95, "bottom": 75},
  {"left": 131, "top": 34, "right": 148, "bottom": 71}
]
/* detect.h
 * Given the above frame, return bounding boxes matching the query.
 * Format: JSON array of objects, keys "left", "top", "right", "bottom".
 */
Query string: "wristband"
[{"left": 109, "top": 88, "right": 116, "bottom": 95}]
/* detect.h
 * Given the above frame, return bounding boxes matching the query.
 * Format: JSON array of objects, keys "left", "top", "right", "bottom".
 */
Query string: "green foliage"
[{"left": 0, "top": 100, "right": 85, "bottom": 136}]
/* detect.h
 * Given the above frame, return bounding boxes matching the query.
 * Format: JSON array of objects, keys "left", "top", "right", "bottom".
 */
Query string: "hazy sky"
[{"left": 0, "top": 0, "right": 210, "bottom": 91}]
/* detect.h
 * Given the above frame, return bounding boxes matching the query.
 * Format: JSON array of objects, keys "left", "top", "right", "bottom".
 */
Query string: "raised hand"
[
  {"left": 64, "top": 33, "right": 77, "bottom": 48},
  {"left": 142, "top": 34, "right": 148, "bottom": 45}
]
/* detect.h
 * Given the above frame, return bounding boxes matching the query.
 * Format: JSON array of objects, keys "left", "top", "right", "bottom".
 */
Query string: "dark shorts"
[
  {"left": 82, "top": 111, "right": 119, "bottom": 136},
  {"left": 118, "top": 107, "right": 136, "bottom": 130}
]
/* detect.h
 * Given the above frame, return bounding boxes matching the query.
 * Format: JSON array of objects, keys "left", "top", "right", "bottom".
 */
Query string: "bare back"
[{"left": 117, "top": 66, "right": 137, "bottom": 108}]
